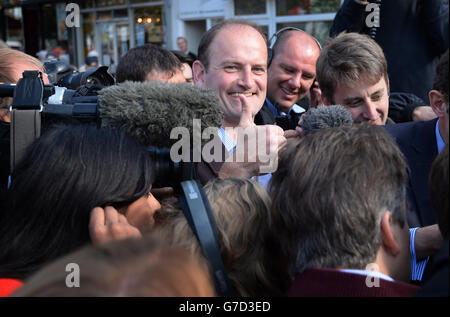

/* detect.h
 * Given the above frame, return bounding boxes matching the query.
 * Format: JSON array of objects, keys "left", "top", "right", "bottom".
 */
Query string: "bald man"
[{"left": 255, "top": 29, "right": 321, "bottom": 126}]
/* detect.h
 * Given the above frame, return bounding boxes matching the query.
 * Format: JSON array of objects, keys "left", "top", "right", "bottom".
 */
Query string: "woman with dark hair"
[{"left": 0, "top": 124, "right": 159, "bottom": 293}]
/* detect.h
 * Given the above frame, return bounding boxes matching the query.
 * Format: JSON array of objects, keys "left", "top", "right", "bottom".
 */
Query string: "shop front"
[
  {"left": 77, "top": 0, "right": 165, "bottom": 70},
  {"left": 168, "top": 0, "right": 343, "bottom": 55},
  {"left": 2, "top": 0, "right": 343, "bottom": 70},
  {"left": 1, "top": 0, "right": 167, "bottom": 69}
]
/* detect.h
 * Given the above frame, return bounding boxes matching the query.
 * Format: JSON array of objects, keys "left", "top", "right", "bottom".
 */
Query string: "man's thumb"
[{"left": 239, "top": 97, "right": 254, "bottom": 128}]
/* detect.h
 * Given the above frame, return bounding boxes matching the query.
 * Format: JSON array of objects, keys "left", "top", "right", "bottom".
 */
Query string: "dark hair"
[
  {"left": 429, "top": 145, "right": 449, "bottom": 238},
  {"left": 0, "top": 124, "right": 154, "bottom": 280},
  {"left": 433, "top": 50, "right": 449, "bottom": 105},
  {"left": 269, "top": 124, "right": 407, "bottom": 272},
  {"left": 115, "top": 44, "right": 182, "bottom": 83},
  {"left": 171, "top": 50, "right": 194, "bottom": 68},
  {"left": 197, "top": 19, "right": 267, "bottom": 71}
]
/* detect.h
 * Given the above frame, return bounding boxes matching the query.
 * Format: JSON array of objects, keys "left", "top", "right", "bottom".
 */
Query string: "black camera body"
[{"left": 275, "top": 104, "right": 306, "bottom": 131}]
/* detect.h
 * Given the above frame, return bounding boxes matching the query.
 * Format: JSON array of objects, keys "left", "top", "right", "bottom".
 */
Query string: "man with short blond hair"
[{"left": 317, "top": 32, "right": 390, "bottom": 125}]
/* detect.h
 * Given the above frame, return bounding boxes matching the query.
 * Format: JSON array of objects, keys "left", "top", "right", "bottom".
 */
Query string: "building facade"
[
  {"left": 1, "top": 0, "right": 342, "bottom": 69},
  {"left": 168, "top": 0, "right": 341, "bottom": 60}
]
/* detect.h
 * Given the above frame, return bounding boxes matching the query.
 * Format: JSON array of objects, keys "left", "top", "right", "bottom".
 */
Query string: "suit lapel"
[{"left": 409, "top": 119, "right": 438, "bottom": 226}]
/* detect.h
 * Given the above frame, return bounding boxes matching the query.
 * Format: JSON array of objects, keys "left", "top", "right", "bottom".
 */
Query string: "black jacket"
[
  {"left": 415, "top": 239, "right": 449, "bottom": 297},
  {"left": 385, "top": 119, "right": 438, "bottom": 227},
  {"left": 254, "top": 100, "right": 276, "bottom": 126}
]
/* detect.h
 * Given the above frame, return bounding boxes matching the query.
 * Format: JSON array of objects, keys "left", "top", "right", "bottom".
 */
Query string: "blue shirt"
[
  {"left": 435, "top": 119, "right": 445, "bottom": 154},
  {"left": 266, "top": 98, "right": 306, "bottom": 117},
  {"left": 410, "top": 227, "right": 429, "bottom": 281},
  {"left": 218, "top": 127, "right": 236, "bottom": 154},
  {"left": 265, "top": 98, "right": 278, "bottom": 118}
]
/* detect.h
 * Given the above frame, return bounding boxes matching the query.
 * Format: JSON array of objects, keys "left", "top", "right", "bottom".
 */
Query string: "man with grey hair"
[
  {"left": 270, "top": 124, "right": 419, "bottom": 296},
  {"left": 316, "top": 32, "right": 391, "bottom": 125}
]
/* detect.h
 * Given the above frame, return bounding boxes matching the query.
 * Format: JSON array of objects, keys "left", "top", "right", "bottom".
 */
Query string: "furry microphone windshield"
[
  {"left": 98, "top": 81, "right": 223, "bottom": 148},
  {"left": 301, "top": 105, "right": 353, "bottom": 136}
]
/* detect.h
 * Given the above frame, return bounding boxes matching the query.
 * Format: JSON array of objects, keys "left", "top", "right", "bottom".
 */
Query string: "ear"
[
  {"left": 429, "top": 90, "right": 447, "bottom": 118},
  {"left": 192, "top": 60, "right": 206, "bottom": 87},
  {"left": 380, "top": 211, "right": 400, "bottom": 256}
]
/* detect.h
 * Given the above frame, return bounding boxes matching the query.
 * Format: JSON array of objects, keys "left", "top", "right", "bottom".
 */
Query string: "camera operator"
[
  {"left": 0, "top": 49, "right": 50, "bottom": 122},
  {"left": 0, "top": 49, "right": 50, "bottom": 209}
]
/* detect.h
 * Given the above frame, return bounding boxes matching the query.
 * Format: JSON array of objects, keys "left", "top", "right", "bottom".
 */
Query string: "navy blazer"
[
  {"left": 254, "top": 100, "right": 276, "bottom": 126},
  {"left": 385, "top": 119, "right": 438, "bottom": 228}
]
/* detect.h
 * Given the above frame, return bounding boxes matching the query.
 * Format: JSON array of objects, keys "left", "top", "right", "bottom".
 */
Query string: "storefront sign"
[{"left": 179, "top": 0, "right": 225, "bottom": 19}]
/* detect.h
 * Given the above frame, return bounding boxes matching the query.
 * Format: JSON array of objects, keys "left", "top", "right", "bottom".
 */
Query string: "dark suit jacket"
[
  {"left": 289, "top": 268, "right": 419, "bottom": 297},
  {"left": 196, "top": 136, "right": 227, "bottom": 186},
  {"left": 254, "top": 100, "right": 275, "bottom": 126},
  {"left": 385, "top": 119, "right": 438, "bottom": 227},
  {"left": 415, "top": 239, "right": 449, "bottom": 297}
]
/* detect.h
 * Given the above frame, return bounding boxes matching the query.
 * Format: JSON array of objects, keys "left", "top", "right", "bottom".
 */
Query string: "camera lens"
[{"left": 147, "top": 147, "right": 182, "bottom": 188}]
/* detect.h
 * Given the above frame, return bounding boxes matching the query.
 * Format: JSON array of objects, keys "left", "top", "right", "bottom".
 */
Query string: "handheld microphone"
[{"left": 301, "top": 105, "right": 353, "bottom": 136}]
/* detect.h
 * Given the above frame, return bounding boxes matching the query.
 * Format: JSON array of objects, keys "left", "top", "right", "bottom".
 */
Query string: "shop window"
[
  {"left": 276, "top": 0, "right": 341, "bottom": 16},
  {"left": 134, "top": 6, "right": 164, "bottom": 46},
  {"left": 82, "top": 12, "right": 96, "bottom": 59},
  {"left": 97, "top": 10, "right": 113, "bottom": 20},
  {"left": 260, "top": 25, "right": 269, "bottom": 41},
  {"left": 276, "top": 21, "right": 332, "bottom": 45},
  {"left": 130, "top": 0, "right": 162, "bottom": 4},
  {"left": 96, "top": 0, "right": 127, "bottom": 7},
  {"left": 114, "top": 9, "right": 128, "bottom": 18},
  {"left": 79, "top": 0, "right": 94, "bottom": 9},
  {"left": 234, "top": 0, "right": 266, "bottom": 16},
  {"left": 4, "top": 7, "right": 23, "bottom": 49},
  {"left": 42, "top": 3, "right": 58, "bottom": 51}
]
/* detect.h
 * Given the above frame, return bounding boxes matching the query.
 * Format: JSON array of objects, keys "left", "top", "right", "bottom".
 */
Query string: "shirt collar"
[
  {"left": 436, "top": 119, "right": 445, "bottom": 154},
  {"left": 340, "top": 269, "right": 394, "bottom": 282},
  {"left": 265, "top": 98, "right": 279, "bottom": 117},
  {"left": 218, "top": 127, "right": 236, "bottom": 154},
  {"left": 266, "top": 98, "right": 306, "bottom": 117}
]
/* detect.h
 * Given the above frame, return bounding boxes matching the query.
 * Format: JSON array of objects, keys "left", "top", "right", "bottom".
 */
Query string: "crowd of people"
[{"left": 0, "top": 1, "right": 448, "bottom": 298}]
